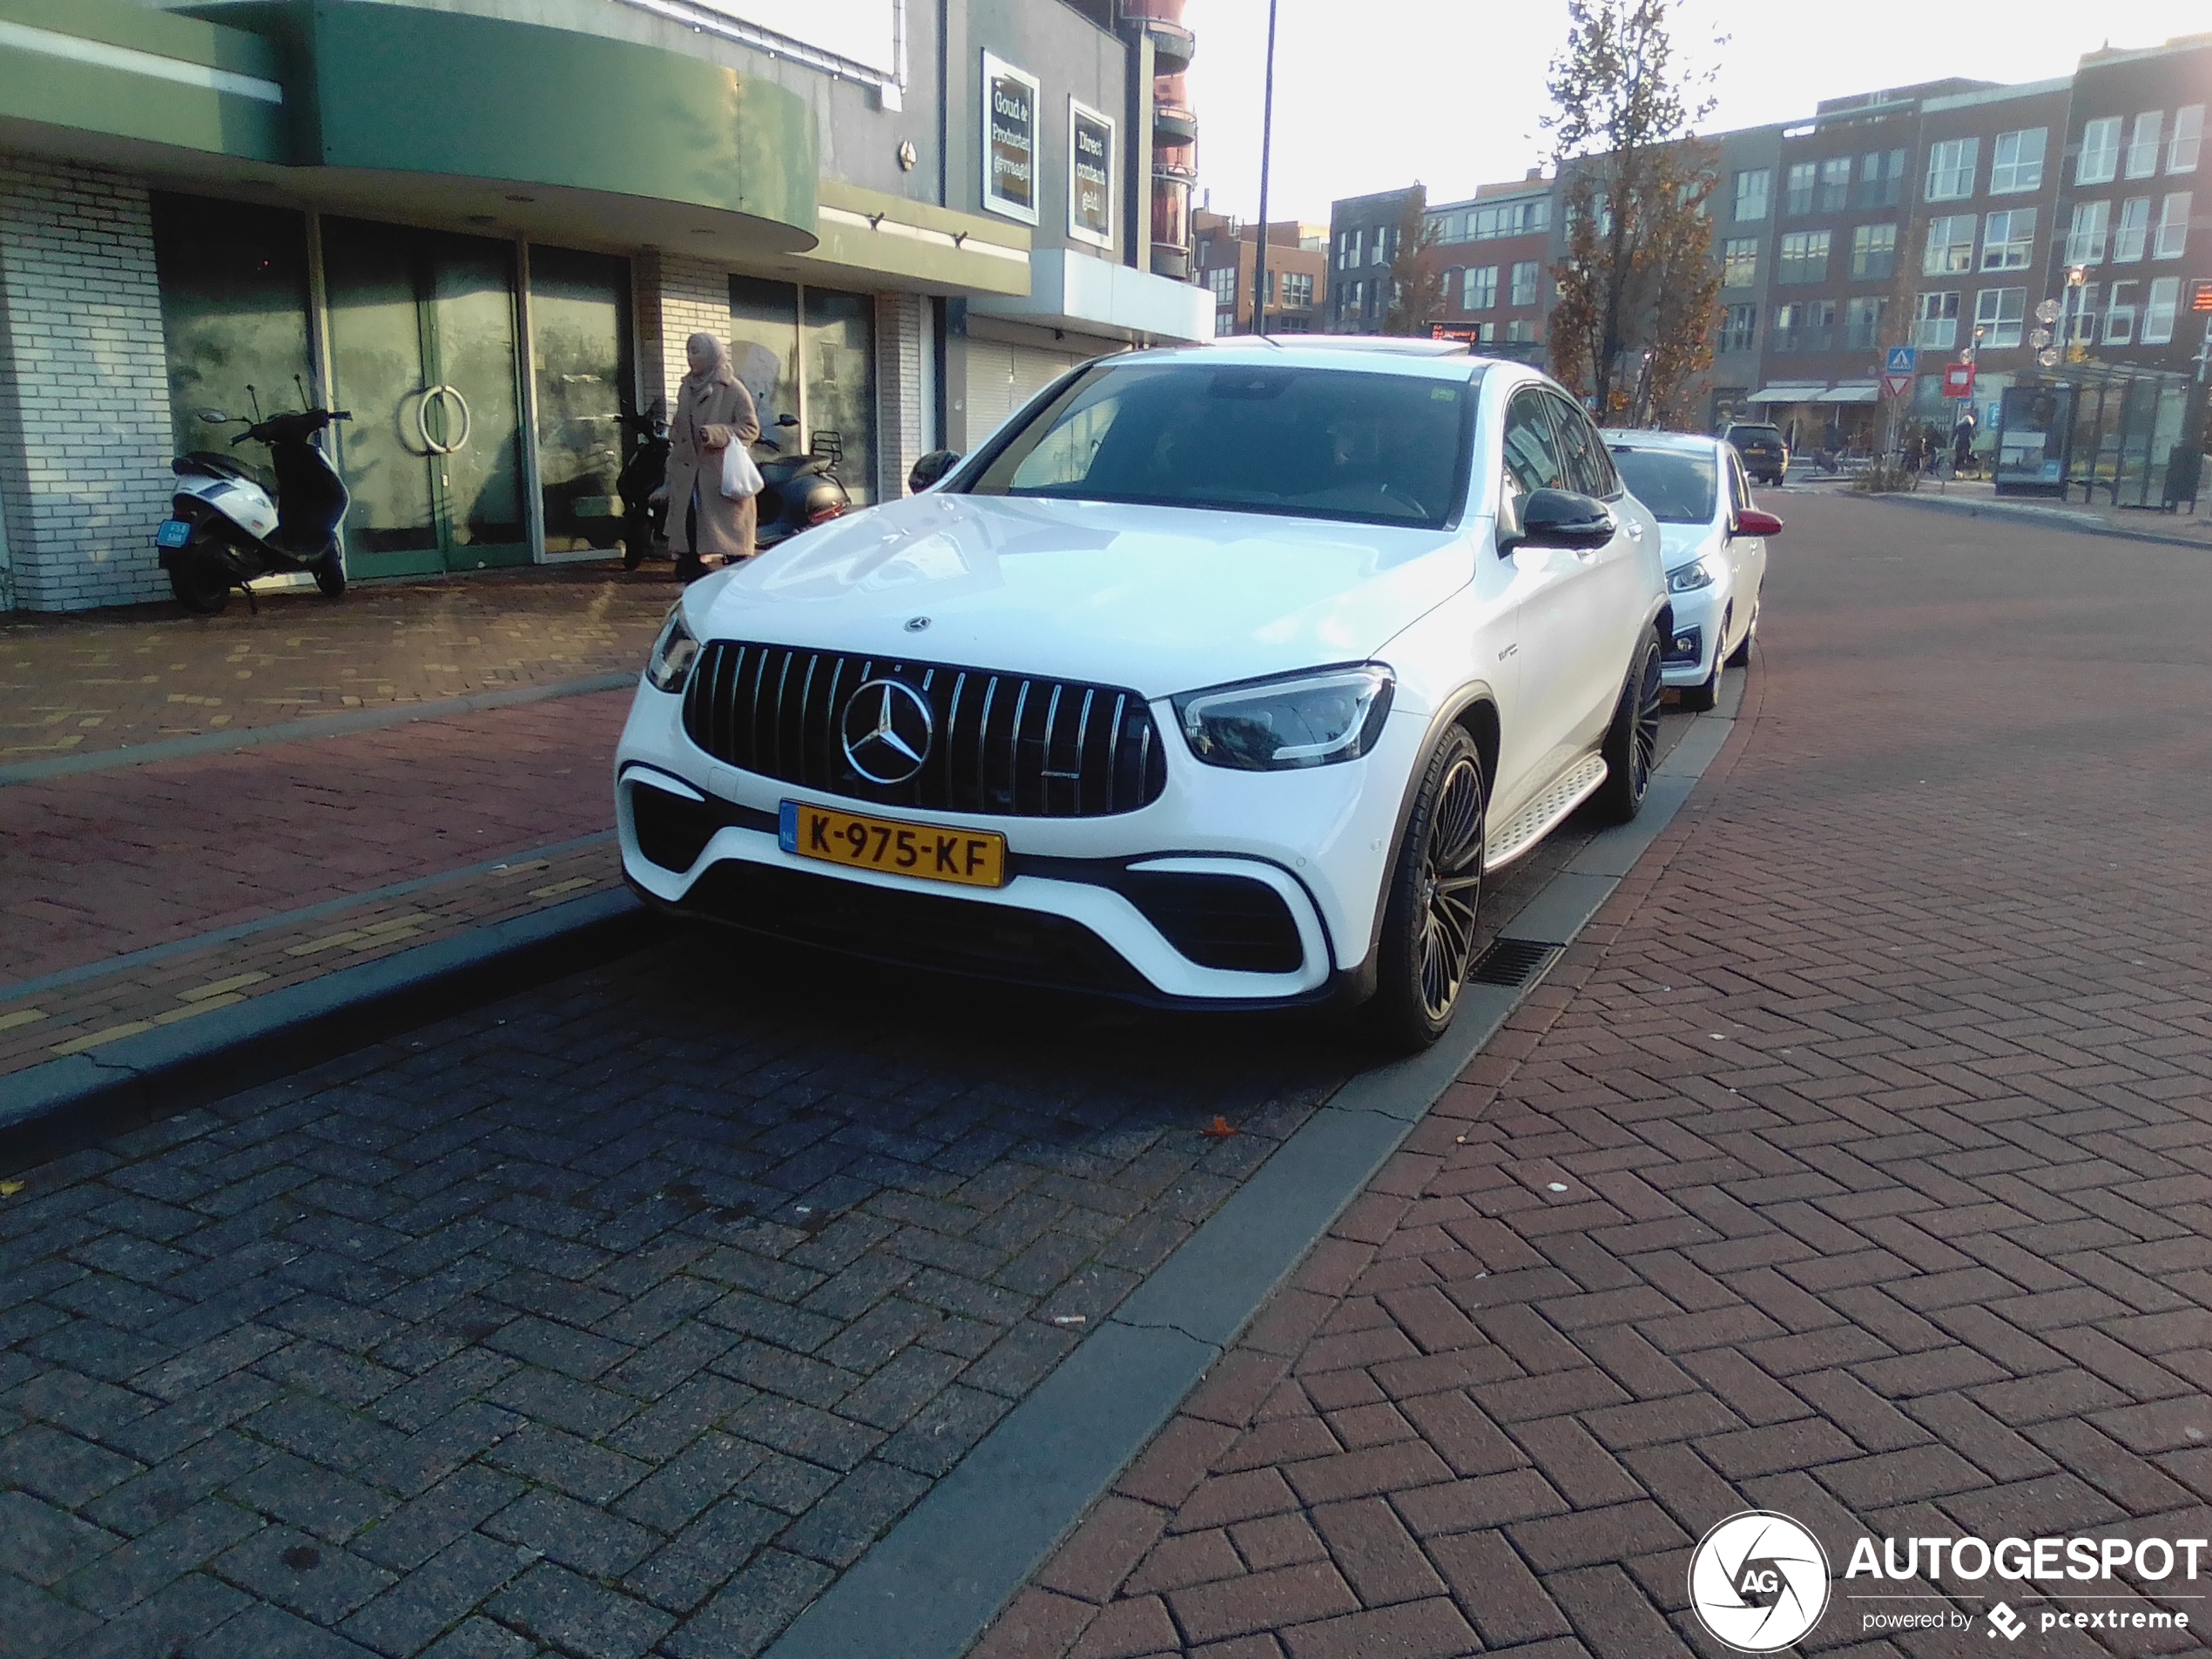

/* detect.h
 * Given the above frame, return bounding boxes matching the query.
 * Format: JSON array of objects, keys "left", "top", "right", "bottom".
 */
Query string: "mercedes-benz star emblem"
[{"left": 840, "top": 678, "right": 934, "bottom": 785}]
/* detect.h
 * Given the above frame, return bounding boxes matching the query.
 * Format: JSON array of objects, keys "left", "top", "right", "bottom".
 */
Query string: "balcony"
[
  {"left": 1120, "top": 0, "right": 1195, "bottom": 75},
  {"left": 1153, "top": 102, "right": 1197, "bottom": 145}
]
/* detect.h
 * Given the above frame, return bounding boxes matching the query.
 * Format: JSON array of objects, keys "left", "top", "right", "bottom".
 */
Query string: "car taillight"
[{"left": 806, "top": 502, "right": 846, "bottom": 526}]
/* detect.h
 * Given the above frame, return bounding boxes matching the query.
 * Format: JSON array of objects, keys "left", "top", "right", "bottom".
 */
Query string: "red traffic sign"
[
  {"left": 1942, "top": 361, "right": 1976, "bottom": 398},
  {"left": 1881, "top": 372, "right": 1912, "bottom": 398}
]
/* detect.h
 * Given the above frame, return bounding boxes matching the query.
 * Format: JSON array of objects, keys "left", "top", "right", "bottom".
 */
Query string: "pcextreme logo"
[{"left": 1687, "top": 1511, "right": 1831, "bottom": 1652}]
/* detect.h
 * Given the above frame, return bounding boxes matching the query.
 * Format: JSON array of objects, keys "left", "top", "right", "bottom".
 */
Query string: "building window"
[
  {"left": 2125, "top": 111, "right": 2163, "bottom": 179},
  {"left": 1339, "top": 228, "right": 1361, "bottom": 269},
  {"left": 1851, "top": 223, "right": 1897, "bottom": 280},
  {"left": 1441, "top": 266, "right": 1464, "bottom": 308},
  {"left": 1734, "top": 168, "right": 1770, "bottom": 222},
  {"left": 1430, "top": 212, "right": 1463, "bottom": 244},
  {"left": 1279, "top": 271, "right": 1313, "bottom": 308},
  {"left": 1925, "top": 138, "right": 1978, "bottom": 201},
  {"left": 1973, "top": 287, "right": 2025, "bottom": 348},
  {"left": 1722, "top": 236, "right": 1759, "bottom": 287},
  {"left": 2065, "top": 280, "right": 2101, "bottom": 344},
  {"left": 1923, "top": 214, "right": 1976, "bottom": 275},
  {"left": 1858, "top": 148, "right": 1906, "bottom": 209},
  {"left": 2155, "top": 192, "right": 2191, "bottom": 259},
  {"left": 1467, "top": 199, "right": 1548, "bottom": 239},
  {"left": 2171, "top": 105, "right": 2204, "bottom": 175},
  {"left": 1466, "top": 266, "right": 1498, "bottom": 309},
  {"left": 1505, "top": 318, "right": 1536, "bottom": 344},
  {"left": 2077, "top": 117, "right": 2121, "bottom": 186},
  {"left": 2112, "top": 198, "right": 2152, "bottom": 262},
  {"left": 1914, "top": 290, "right": 1960, "bottom": 349},
  {"left": 1983, "top": 129, "right": 2046, "bottom": 197},
  {"left": 1817, "top": 158, "right": 1851, "bottom": 212},
  {"left": 1721, "top": 303, "right": 1757, "bottom": 353},
  {"left": 1510, "top": 261, "right": 1540, "bottom": 307},
  {"left": 1784, "top": 161, "right": 1816, "bottom": 217},
  {"left": 1843, "top": 294, "right": 1886, "bottom": 349},
  {"left": 2103, "top": 280, "right": 2139, "bottom": 345},
  {"left": 2066, "top": 200, "right": 2110, "bottom": 265},
  {"left": 2143, "top": 276, "right": 2181, "bottom": 343},
  {"left": 1979, "top": 209, "right": 2034, "bottom": 271},
  {"left": 1777, "top": 230, "right": 1831, "bottom": 283},
  {"left": 1217, "top": 308, "right": 1234, "bottom": 334},
  {"left": 1206, "top": 265, "right": 1238, "bottom": 303},
  {"left": 1345, "top": 279, "right": 1364, "bottom": 314},
  {"left": 1771, "top": 300, "right": 1834, "bottom": 353},
  {"left": 1372, "top": 226, "right": 1393, "bottom": 265}
]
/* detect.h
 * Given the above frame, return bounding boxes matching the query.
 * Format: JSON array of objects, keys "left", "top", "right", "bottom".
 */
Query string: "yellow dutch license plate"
[{"left": 779, "top": 800, "right": 1008, "bottom": 888}]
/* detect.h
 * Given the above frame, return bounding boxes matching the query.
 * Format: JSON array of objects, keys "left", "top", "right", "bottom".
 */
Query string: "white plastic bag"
[{"left": 718, "top": 440, "right": 763, "bottom": 501}]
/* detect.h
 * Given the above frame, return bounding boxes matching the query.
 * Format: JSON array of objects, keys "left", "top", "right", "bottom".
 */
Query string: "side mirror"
[
  {"left": 1732, "top": 509, "right": 1784, "bottom": 537},
  {"left": 907, "top": 449, "right": 962, "bottom": 493},
  {"left": 199, "top": 409, "right": 229, "bottom": 425},
  {"left": 1514, "top": 488, "right": 1615, "bottom": 551}
]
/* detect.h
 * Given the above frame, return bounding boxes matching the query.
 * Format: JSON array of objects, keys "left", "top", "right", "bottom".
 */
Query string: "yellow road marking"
[
  {"left": 0, "top": 1008, "right": 47, "bottom": 1033},
  {"left": 179, "top": 972, "right": 269, "bottom": 1003}
]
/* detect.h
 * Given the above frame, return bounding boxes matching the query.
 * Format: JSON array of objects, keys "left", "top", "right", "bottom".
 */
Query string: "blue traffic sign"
[{"left": 1885, "top": 346, "right": 1918, "bottom": 375}]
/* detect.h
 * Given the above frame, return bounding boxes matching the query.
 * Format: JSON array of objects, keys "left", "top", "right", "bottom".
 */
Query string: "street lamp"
[{"left": 1250, "top": 0, "right": 1279, "bottom": 339}]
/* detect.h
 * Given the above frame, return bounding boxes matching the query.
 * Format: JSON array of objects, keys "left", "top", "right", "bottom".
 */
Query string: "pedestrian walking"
[
  {"left": 664, "top": 333, "right": 761, "bottom": 583},
  {"left": 1952, "top": 409, "right": 1978, "bottom": 474}
]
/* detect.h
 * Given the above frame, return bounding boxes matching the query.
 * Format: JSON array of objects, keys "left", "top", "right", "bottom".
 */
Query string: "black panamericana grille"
[{"left": 680, "top": 641, "right": 1167, "bottom": 818}]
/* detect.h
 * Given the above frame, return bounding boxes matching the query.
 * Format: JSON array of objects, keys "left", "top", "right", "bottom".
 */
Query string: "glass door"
[{"left": 323, "top": 219, "right": 529, "bottom": 578}]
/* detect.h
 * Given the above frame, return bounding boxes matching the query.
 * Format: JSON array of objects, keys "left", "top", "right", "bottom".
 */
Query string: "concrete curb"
[
  {"left": 762, "top": 683, "right": 1747, "bottom": 1659},
  {"left": 0, "top": 888, "right": 655, "bottom": 1159},
  {"left": 1874, "top": 490, "right": 2212, "bottom": 552},
  {"left": 0, "top": 671, "right": 636, "bottom": 787}
]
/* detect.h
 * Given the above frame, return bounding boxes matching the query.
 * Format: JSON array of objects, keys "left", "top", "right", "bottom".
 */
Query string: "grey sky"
[{"left": 1184, "top": 0, "right": 2211, "bottom": 225}]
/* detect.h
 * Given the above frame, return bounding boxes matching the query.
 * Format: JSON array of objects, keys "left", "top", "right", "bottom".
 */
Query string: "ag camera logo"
[{"left": 1689, "top": 1511, "right": 1831, "bottom": 1652}]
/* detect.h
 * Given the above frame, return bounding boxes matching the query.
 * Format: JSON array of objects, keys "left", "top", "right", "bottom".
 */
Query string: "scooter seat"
[{"left": 175, "top": 451, "right": 260, "bottom": 483}]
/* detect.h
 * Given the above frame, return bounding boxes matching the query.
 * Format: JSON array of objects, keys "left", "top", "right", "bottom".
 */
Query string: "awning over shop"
[
  {"left": 1818, "top": 383, "right": 1879, "bottom": 403},
  {"left": 1747, "top": 384, "right": 1825, "bottom": 403}
]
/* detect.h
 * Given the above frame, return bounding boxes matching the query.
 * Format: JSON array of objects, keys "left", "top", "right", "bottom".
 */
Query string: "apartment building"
[
  {"left": 1422, "top": 174, "right": 1553, "bottom": 361},
  {"left": 1326, "top": 30, "right": 2211, "bottom": 501},
  {"left": 1325, "top": 186, "right": 1424, "bottom": 332},
  {"left": 1191, "top": 212, "right": 1329, "bottom": 334}
]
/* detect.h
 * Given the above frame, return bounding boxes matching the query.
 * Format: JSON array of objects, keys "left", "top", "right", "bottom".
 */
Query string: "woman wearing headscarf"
[{"left": 663, "top": 333, "right": 760, "bottom": 582}]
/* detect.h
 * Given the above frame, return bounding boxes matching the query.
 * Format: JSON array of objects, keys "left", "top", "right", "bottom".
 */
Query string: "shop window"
[
  {"left": 530, "top": 246, "right": 633, "bottom": 554},
  {"left": 1973, "top": 287, "right": 2025, "bottom": 348},
  {"left": 2076, "top": 117, "right": 2121, "bottom": 186},
  {"left": 149, "top": 193, "right": 314, "bottom": 463},
  {"left": 1989, "top": 130, "right": 2046, "bottom": 194},
  {"left": 804, "top": 287, "right": 878, "bottom": 508},
  {"left": 1925, "top": 138, "right": 1978, "bottom": 202},
  {"left": 730, "top": 276, "right": 802, "bottom": 435}
]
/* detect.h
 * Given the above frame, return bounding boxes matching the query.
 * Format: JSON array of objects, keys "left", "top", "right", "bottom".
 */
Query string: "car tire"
[
  {"left": 169, "top": 556, "right": 231, "bottom": 616},
  {"left": 1366, "top": 726, "right": 1487, "bottom": 1053},
  {"left": 313, "top": 547, "right": 346, "bottom": 600},
  {"left": 1678, "top": 644, "right": 1723, "bottom": 713},
  {"left": 1591, "top": 631, "right": 1663, "bottom": 824},
  {"left": 1727, "top": 602, "right": 1758, "bottom": 667}
]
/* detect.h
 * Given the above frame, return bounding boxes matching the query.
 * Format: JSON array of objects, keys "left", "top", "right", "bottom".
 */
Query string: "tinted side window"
[
  {"left": 1547, "top": 395, "right": 1621, "bottom": 499},
  {"left": 1728, "top": 453, "right": 1754, "bottom": 512},
  {"left": 1501, "top": 389, "right": 1566, "bottom": 495}
]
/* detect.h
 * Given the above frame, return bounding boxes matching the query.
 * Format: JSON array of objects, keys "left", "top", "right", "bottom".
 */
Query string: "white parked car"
[
  {"left": 1604, "top": 430, "right": 1779, "bottom": 711},
  {"left": 616, "top": 342, "right": 1669, "bottom": 1048}
]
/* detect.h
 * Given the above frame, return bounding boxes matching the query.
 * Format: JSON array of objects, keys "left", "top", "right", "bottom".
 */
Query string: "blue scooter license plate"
[{"left": 156, "top": 519, "right": 192, "bottom": 549}]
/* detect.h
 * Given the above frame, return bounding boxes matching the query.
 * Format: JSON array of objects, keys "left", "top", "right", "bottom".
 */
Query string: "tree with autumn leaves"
[{"left": 1545, "top": 0, "right": 1722, "bottom": 428}]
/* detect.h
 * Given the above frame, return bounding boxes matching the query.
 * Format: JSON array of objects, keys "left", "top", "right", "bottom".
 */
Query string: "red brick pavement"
[
  {"left": 975, "top": 494, "right": 2212, "bottom": 1657},
  {"left": 1, "top": 691, "right": 628, "bottom": 988}
]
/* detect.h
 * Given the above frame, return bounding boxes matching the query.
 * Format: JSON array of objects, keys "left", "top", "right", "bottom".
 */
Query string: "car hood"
[
  {"left": 688, "top": 493, "right": 1474, "bottom": 697},
  {"left": 1658, "top": 521, "right": 1721, "bottom": 565}
]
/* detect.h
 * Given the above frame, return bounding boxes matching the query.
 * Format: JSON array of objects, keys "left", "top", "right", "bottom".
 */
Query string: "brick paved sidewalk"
[
  {"left": 979, "top": 494, "right": 2212, "bottom": 1659},
  {"left": 1, "top": 562, "right": 669, "bottom": 764}
]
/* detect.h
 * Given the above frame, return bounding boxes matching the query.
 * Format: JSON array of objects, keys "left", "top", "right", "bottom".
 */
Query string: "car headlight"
[
  {"left": 644, "top": 602, "right": 701, "bottom": 692},
  {"left": 1173, "top": 664, "right": 1394, "bottom": 771},
  {"left": 1668, "top": 560, "right": 1717, "bottom": 593}
]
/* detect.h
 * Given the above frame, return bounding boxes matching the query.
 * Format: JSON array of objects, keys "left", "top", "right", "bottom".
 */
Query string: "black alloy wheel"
[
  {"left": 1367, "top": 726, "right": 1487, "bottom": 1052},
  {"left": 1592, "top": 631, "right": 1664, "bottom": 823},
  {"left": 168, "top": 555, "right": 231, "bottom": 617}
]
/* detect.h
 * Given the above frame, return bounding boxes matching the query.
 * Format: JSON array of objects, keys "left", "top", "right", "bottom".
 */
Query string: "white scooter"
[{"left": 158, "top": 387, "right": 352, "bottom": 615}]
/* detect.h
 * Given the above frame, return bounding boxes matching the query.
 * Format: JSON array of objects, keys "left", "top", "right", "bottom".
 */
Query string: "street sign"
[
  {"left": 2034, "top": 298, "right": 2063, "bottom": 325},
  {"left": 1943, "top": 361, "right": 1976, "bottom": 399},
  {"left": 2191, "top": 280, "right": 2212, "bottom": 314},
  {"left": 1881, "top": 372, "right": 1912, "bottom": 398},
  {"left": 1885, "top": 346, "right": 1918, "bottom": 375}
]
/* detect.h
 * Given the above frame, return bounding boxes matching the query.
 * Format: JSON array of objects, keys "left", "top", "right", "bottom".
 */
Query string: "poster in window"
[
  {"left": 1068, "top": 100, "right": 1116, "bottom": 249},
  {"left": 981, "top": 52, "right": 1039, "bottom": 225}
]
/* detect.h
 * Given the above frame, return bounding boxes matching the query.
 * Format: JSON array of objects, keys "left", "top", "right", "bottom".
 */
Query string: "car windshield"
[
  {"left": 1609, "top": 446, "right": 1718, "bottom": 525},
  {"left": 1731, "top": 426, "right": 1781, "bottom": 444},
  {"left": 962, "top": 362, "right": 1475, "bottom": 530}
]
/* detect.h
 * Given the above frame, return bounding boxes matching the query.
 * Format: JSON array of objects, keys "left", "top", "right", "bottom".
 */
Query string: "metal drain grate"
[{"left": 1467, "top": 938, "right": 1561, "bottom": 988}]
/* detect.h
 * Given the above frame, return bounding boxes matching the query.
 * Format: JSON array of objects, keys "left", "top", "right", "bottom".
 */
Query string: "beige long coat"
[{"left": 665, "top": 344, "right": 761, "bottom": 558}]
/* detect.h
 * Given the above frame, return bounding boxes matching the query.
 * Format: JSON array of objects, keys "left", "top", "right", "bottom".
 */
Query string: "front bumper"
[
  {"left": 1660, "top": 582, "right": 1727, "bottom": 686},
  {"left": 614, "top": 674, "right": 1423, "bottom": 1007}
]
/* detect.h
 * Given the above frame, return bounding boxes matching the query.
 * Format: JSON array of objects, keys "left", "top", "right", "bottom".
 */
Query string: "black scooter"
[
  {"left": 618, "top": 402, "right": 671, "bottom": 571},
  {"left": 755, "top": 418, "right": 850, "bottom": 552},
  {"left": 159, "top": 386, "right": 351, "bottom": 615}
]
